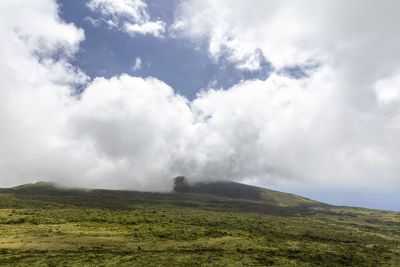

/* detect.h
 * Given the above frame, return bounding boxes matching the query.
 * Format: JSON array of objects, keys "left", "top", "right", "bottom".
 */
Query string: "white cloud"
[
  {"left": 88, "top": 0, "right": 165, "bottom": 38},
  {"left": 169, "top": 0, "right": 400, "bottom": 191},
  {"left": 68, "top": 75, "right": 193, "bottom": 190},
  {"left": 0, "top": 0, "right": 188, "bottom": 190},
  {"left": 0, "top": 0, "right": 84, "bottom": 57},
  {"left": 125, "top": 21, "right": 165, "bottom": 37},
  {"left": 131, "top": 57, "right": 142, "bottom": 71},
  {"left": 374, "top": 73, "right": 400, "bottom": 104},
  {"left": 189, "top": 69, "right": 400, "bottom": 190},
  {"left": 173, "top": 0, "right": 400, "bottom": 76},
  {"left": 2, "top": 0, "right": 400, "bottom": 195},
  {"left": 65, "top": 68, "right": 400, "bottom": 191},
  {"left": 84, "top": 16, "right": 101, "bottom": 27},
  {"left": 0, "top": 0, "right": 87, "bottom": 187}
]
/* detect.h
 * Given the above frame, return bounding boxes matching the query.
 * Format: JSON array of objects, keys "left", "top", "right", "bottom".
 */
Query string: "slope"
[
  {"left": 0, "top": 181, "right": 399, "bottom": 266},
  {"left": 173, "top": 176, "right": 319, "bottom": 207}
]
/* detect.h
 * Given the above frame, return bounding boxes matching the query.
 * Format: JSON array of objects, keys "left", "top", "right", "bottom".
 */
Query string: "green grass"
[{"left": 0, "top": 184, "right": 399, "bottom": 266}]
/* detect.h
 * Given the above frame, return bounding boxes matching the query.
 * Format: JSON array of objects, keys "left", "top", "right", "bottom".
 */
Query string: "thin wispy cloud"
[{"left": 131, "top": 57, "right": 142, "bottom": 71}]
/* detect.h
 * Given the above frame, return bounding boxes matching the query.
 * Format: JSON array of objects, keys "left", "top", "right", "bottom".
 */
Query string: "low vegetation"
[{"left": 0, "top": 181, "right": 399, "bottom": 266}]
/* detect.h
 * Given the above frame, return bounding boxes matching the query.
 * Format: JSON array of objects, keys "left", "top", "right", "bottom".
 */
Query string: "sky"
[{"left": 1, "top": 0, "right": 400, "bottom": 210}]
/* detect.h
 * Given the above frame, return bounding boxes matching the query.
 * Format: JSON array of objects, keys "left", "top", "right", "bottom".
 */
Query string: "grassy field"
[{"left": 0, "top": 182, "right": 399, "bottom": 266}]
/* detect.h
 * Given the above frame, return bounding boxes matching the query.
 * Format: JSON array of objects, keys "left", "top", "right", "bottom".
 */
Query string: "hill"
[
  {"left": 11, "top": 181, "right": 57, "bottom": 190},
  {"left": 173, "top": 176, "right": 319, "bottom": 207},
  {"left": 0, "top": 180, "right": 399, "bottom": 266}
]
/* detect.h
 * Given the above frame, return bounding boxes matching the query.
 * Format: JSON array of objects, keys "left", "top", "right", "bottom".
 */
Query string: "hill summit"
[{"left": 12, "top": 181, "right": 57, "bottom": 190}]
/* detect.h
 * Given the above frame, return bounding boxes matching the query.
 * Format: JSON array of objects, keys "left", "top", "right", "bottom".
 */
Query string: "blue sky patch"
[{"left": 57, "top": 0, "right": 272, "bottom": 99}]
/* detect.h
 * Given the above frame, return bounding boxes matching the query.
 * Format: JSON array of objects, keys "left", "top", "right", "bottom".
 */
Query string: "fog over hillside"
[{"left": 1, "top": 0, "right": 400, "bottom": 208}]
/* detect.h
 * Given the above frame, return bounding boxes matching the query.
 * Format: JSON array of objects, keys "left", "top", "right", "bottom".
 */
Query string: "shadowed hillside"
[{"left": 173, "top": 176, "right": 319, "bottom": 207}]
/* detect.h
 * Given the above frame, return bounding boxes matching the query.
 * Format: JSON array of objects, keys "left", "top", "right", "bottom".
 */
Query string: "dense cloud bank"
[{"left": 1, "top": 0, "right": 400, "bottom": 191}]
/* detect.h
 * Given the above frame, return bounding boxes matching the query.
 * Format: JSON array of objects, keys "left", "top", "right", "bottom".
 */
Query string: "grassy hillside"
[{"left": 0, "top": 181, "right": 399, "bottom": 266}]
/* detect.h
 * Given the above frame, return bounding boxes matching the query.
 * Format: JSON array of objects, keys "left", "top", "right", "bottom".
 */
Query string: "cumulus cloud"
[
  {"left": 68, "top": 75, "right": 194, "bottom": 190},
  {"left": 189, "top": 69, "right": 400, "bottom": 190},
  {"left": 0, "top": 0, "right": 84, "bottom": 58},
  {"left": 0, "top": 0, "right": 187, "bottom": 190},
  {"left": 87, "top": 0, "right": 165, "bottom": 38},
  {"left": 173, "top": 0, "right": 400, "bottom": 75},
  {"left": 170, "top": 0, "right": 400, "bottom": 190},
  {"left": 0, "top": 0, "right": 87, "bottom": 186},
  {"left": 1, "top": 0, "right": 400, "bottom": 194}
]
